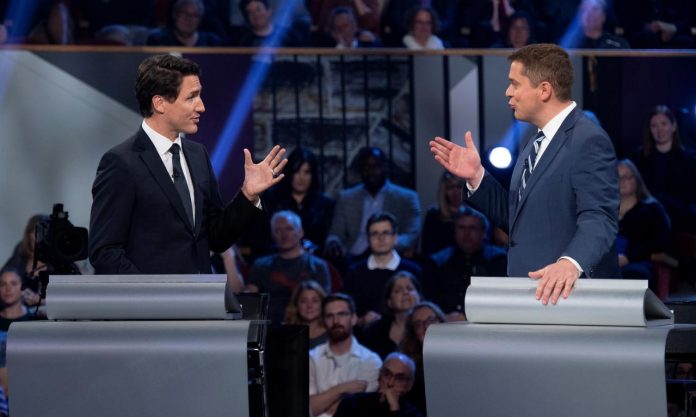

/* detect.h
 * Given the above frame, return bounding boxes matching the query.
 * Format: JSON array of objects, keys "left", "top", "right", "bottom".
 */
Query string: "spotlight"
[{"left": 488, "top": 147, "right": 512, "bottom": 169}]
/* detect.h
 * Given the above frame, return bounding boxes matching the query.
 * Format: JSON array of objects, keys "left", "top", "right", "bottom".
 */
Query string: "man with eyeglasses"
[
  {"left": 310, "top": 293, "right": 382, "bottom": 417},
  {"left": 334, "top": 352, "right": 424, "bottom": 417},
  {"left": 343, "top": 212, "right": 422, "bottom": 327}
]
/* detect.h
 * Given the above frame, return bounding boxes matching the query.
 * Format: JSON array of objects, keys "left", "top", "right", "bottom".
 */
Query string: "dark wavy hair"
[
  {"left": 405, "top": 6, "right": 441, "bottom": 34},
  {"left": 381, "top": 270, "right": 422, "bottom": 317},
  {"left": 399, "top": 301, "right": 446, "bottom": 367},
  {"left": 135, "top": 54, "right": 200, "bottom": 117},
  {"left": 283, "top": 280, "right": 328, "bottom": 325},
  {"left": 274, "top": 146, "right": 321, "bottom": 199}
]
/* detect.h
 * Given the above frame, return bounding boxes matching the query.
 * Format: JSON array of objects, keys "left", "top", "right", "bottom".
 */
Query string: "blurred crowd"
[{"left": 0, "top": 0, "right": 694, "bottom": 49}]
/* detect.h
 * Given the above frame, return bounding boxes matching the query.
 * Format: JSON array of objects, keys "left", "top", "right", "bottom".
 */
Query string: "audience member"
[
  {"left": 283, "top": 280, "right": 328, "bottom": 349},
  {"left": 146, "top": 0, "right": 222, "bottom": 46},
  {"left": 0, "top": 269, "right": 32, "bottom": 403},
  {"left": 571, "top": 0, "right": 629, "bottom": 48},
  {"left": 324, "top": 6, "right": 380, "bottom": 48},
  {"left": 343, "top": 212, "right": 422, "bottom": 325},
  {"left": 423, "top": 207, "right": 507, "bottom": 320},
  {"left": 614, "top": 0, "right": 693, "bottom": 48},
  {"left": 326, "top": 147, "right": 421, "bottom": 262},
  {"left": 2, "top": 215, "right": 49, "bottom": 308},
  {"left": 210, "top": 245, "right": 246, "bottom": 293},
  {"left": 630, "top": 105, "right": 696, "bottom": 234},
  {"left": 399, "top": 301, "right": 447, "bottom": 415},
  {"left": 378, "top": 0, "right": 418, "bottom": 47},
  {"left": 235, "top": 0, "right": 306, "bottom": 46},
  {"left": 421, "top": 171, "right": 465, "bottom": 257},
  {"left": 26, "top": 1, "right": 75, "bottom": 44},
  {"left": 466, "top": 0, "right": 539, "bottom": 47},
  {"left": 309, "top": 0, "right": 380, "bottom": 37},
  {"left": 402, "top": 6, "right": 445, "bottom": 50},
  {"left": 359, "top": 271, "right": 422, "bottom": 360},
  {"left": 266, "top": 147, "right": 335, "bottom": 254},
  {"left": 617, "top": 159, "right": 671, "bottom": 281},
  {"left": 492, "top": 10, "right": 534, "bottom": 48},
  {"left": 245, "top": 211, "right": 331, "bottom": 323},
  {"left": 334, "top": 352, "right": 424, "bottom": 417},
  {"left": 310, "top": 293, "right": 382, "bottom": 417}
]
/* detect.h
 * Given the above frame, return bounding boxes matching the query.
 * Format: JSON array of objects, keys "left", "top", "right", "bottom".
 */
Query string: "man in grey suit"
[
  {"left": 430, "top": 43, "right": 619, "bottom": 305},
  {"left": 325, "top": 147, "right": 421, "bottom": 260}
]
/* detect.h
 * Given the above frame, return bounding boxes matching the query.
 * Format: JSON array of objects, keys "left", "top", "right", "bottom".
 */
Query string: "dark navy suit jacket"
[
  {"left": 469, "top": 108, "right": 620, "bottom": 278},
  {"left": 89, "top": 128, "right": 261, "bottom": 274}
]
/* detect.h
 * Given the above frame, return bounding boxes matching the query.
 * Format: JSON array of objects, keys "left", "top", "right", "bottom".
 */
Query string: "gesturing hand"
[
  {"left": 241, "top": 145, "right": 287, "bottom": 202},
  {"left": 429, "top": 132, "right": 485, "bottom": 188}
]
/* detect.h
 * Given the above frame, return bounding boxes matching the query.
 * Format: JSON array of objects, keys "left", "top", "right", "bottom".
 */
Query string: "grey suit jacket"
[
  {"left": 469, "top": 108, "right": 620, "bottom": 278},
  {"left": 327, "top": 180, "right": 421, "bottom": 254}
]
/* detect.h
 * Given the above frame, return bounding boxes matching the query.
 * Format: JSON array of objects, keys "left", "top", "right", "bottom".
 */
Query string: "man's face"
[
  {"left": 272, "top": 216, "right": 303, "bottom": 253},
  {"left": 580, "top": 1, "right": 605, "bottom": 33},
  {"left": 159, "top": 75, "right": 205, "bottom": 137},
  {"left": 379, "top": 357, "right": 414, "bottom": 396},
  {"left": 505, "top": 61, "right": 543, "bottom": 125},
  {"left": 245, "top": 1, "right": 272, "bottom": 32},
  {"left": 360, "top": 155, "right": 387, "bottom": 192},
  {"left": 508, "top": 17, "right": 530, "bottom": 48},
  {"left": 455, "top": 215, "right": 486, "bottom": 254},
  {"left": 331, "top": 13, "right": 356, "bottom": 46},
  {"left": 323, "top": 300, "right": 356, "bottom": 343},
  {"left": 0, "top": 272, "right": 22, "bottom": 306},
  {"left": 368, "top": 220, "right": 397, "bottom": 256},
  {"left": 174, "top": 3, "right": 203, "bottom": 37}
]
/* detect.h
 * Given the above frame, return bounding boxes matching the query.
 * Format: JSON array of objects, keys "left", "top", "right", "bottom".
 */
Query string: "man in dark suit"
[
  {"left": 430, "top": 43, "right": 619, "bottom": 305},
  {"left": 89, "top": 54, "right": 287, "bottom": 274}
]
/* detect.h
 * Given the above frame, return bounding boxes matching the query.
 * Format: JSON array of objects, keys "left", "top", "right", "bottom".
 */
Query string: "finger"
[
  {"left": 433, "top": 155, "right": 450, "bottom": 170},
  {"left": 270, "top": 147, "right": 286, "bottom": 167},
  {"left": 549, "top": 280, "right": 565, "bottom": 305},
  {"left": 464, "top": 131, "right": 477, "bottom": 151},
  {"left": 270, "top": 173, "right": 285, "bottom": 185},
  {"left": 243, "top": 148, "right": 253, "bottom": 166},
  {"left": 561, "top": 281, "right": 574, "bottom": 299},
  {"left": 433, "top": 136, "right": 454, "bottom": 149},
  {"left": 274, "top": 157, "right": 288, "bottom": 173},
  {"left": 528, "top": 268, "right": 545, "bottom": 279},
  {"left": 535, "top": 277, "right": 548, "bottom": 300},
  {"left": 263, "top": 145, "right": 280, "bottom": 164}
]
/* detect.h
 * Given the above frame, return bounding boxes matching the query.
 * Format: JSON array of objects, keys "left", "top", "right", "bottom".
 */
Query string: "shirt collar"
[
  {"left": 142, "top": 120, "right": 182, "bottom": 157},
  {"left": 539, "top": 101, "right": 576, "bottom": 140},
  {"left": 324, "top": 336, "right": 362, "bottom": 359},
  {"left": 367, "top": 250, "right": 401, "bottom": 270}
]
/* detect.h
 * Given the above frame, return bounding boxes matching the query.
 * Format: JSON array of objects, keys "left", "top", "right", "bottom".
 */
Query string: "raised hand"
[
  {"left": 429, "top": 131, "right": 484, "bottom": 187},
  {"left": 241, "top": 145, "right": 287, "bottom": 202}
]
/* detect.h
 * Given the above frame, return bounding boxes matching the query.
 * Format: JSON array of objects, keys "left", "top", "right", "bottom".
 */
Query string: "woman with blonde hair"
[{"left": 283, "top": 280, "right": 328, "bottom": 349}]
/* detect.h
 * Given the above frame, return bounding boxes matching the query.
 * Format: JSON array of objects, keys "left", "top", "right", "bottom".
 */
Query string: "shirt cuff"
[
  {"left": 466, "top": 169, "right": 486, "bottom": 195},
  {"left": 559, "top": 256, "right": 583, "bottom": 277}
]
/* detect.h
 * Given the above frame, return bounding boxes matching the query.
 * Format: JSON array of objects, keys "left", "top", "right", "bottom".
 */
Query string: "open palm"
[{"left": 429, "top": 131, "right": 482, "bottom": 181}]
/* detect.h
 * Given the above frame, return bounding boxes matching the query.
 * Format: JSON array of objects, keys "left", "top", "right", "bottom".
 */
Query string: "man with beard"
[
  {"left": 309, "top": 293, "right": 382, "bottom": 417},
  {"left": 325, "top": 147, "right": 421, "bottom": 262}
]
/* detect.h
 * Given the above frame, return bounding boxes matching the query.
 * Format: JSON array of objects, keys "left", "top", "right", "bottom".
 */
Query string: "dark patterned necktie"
[
  {"left": 169, "top": 144, "right": 194, "bottom": 226},
  {"left": 518, "top": 131, "right": 545, "bottom": 201}
]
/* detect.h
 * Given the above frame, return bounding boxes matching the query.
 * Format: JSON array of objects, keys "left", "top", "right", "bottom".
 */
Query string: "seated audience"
[
  {"left": 266, "top": 146, "right": 335, "bottom": 254},
  {"left": 571, "top": 0, "right": 629, "bottom": 48},
  {"left": 235, "top": 0, "right": 306, "bottom": 46},
  {"left": 310, "top": 293, "right": 382, "bottom": 417},
  {"left": 211, "top": 245, "right": 246, "bottom": 293},
  {"left": 245, "top": 211, "right": 331, "bottom": 324},
  {"left": 2, "top": 214, "right": 49, "bottom": 308},
  {"left": 402, "top": 6, "right": 446, "bottom": 50},
  {"left": 309, "top": 0, "right": 381, "bottom": 38},
  {"left": 421, "top": 171, "right": 465, "bottom": 257},
  {"left": 334, "top": 352, "right": 424, "bottom": 417},
  {"left": 630, "top": 105, "right": 696, "bottom": 234},
  {"left": 492, "top": 10, "right": 535, "bottom": 48},
  {"left": 146, "top": 0, "right": 222, "bottom": 47},
  {"left": 359, "top": 271, "right": 422, "bottom": 360},
  {"left": 614, "top": 0, "right": 693, "bottom": 48},
  {"left": 283, "top": 280, "right": 328, "bottom": 349},
  {"left": 326, "top": 146, "right": 421, "bottom": 263},
  {"left": 400, "top": 301, "right": 447, "bottom": 415},
  {"left": 423, "top": 207, "right": 507, "bottom": 320},
  {"left": 325, "top": 6, "right": 380, "bottom": 48},
  {"left": 343, "top": 212, "right": 422, "bottom": 325},
  {"left": 617, "top": 159, "right": 671, "bottom": 282},
  {"left": 465, "top": 0, "right": 540, "bottom": 47},
  {"left": 0, "top": 269, "right": 32, "bottom": 403}
]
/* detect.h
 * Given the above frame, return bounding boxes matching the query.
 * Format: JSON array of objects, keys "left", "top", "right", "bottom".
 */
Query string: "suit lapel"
[
  {"left": 510, "top": 109, "right": 578, "bottom": 228},
  {"left": 135, "top": 130, "right": 194, "bottom": 233}
]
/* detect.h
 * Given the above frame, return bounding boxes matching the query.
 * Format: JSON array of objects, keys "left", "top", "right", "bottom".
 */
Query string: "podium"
[
  {"left": 423, "top": 278, "right": 686, "bottom": 417},
  {"left": 7, "top": 275, "right": 270, "bottom": 417}
]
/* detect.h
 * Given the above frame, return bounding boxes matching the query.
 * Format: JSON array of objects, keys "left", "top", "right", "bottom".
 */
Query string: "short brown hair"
[
  {"left": 135, "top": 54, "right": 200, "bottom": 117},
  {"left": 508, "top": 44, "right": 573, "bottom": 101}
]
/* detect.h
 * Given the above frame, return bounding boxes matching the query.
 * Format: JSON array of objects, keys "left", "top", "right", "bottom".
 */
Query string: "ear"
[
  {"left": 151, "top": 95, "right": 167, "bottom": 114},
  {"left": 538, "top": 81, "right": 553, "bottom": 101}
]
